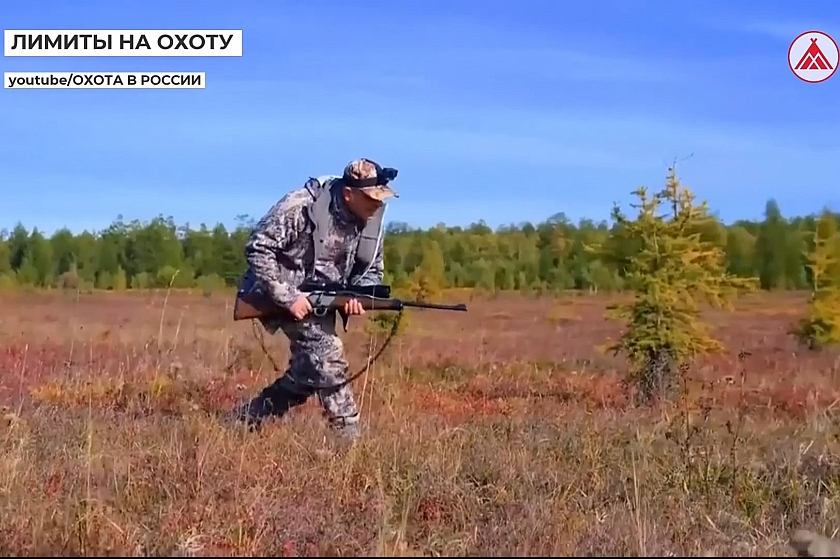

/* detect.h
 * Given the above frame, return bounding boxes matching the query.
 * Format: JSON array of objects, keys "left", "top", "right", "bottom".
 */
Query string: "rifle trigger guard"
[{"left": 313, "top": 307, "right": 328, "bottom": 317}]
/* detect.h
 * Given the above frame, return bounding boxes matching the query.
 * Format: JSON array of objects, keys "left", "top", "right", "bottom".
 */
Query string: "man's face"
[{"left": 343, "top": 187, "right": 383, "bottom": 221}]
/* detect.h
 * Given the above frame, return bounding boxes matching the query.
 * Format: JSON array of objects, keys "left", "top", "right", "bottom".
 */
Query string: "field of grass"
[{"left": 1, "top": 288, "right": 839, "bottom": 556}]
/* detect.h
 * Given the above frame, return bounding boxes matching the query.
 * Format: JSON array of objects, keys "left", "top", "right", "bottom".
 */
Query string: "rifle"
[{"left": 233, "top": 277, "right": 468, "bottom": 323}]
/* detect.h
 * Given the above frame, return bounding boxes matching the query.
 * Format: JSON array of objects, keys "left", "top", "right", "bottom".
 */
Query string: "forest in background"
[{"left": 1, "top": 197, "right": 837, "bottom": 295}]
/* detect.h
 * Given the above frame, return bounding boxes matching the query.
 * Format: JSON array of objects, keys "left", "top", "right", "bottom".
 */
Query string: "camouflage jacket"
[{"left": 243, "top": 179, "right": 385, "bottom": 311}]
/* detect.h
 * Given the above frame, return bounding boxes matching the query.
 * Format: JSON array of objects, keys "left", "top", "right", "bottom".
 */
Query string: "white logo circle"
[{"left": 788, "top": 31, "right": 839, "bottom": 83}]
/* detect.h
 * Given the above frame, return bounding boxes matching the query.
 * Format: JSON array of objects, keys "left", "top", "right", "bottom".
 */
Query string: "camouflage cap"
[{"left": 342, "top": 158, "right": 399, "bottom": 202}]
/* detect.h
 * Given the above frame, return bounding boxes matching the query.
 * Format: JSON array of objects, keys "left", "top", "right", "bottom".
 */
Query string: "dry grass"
[{"left": 1, "top": 288, "right": 840, "bottom": 556}]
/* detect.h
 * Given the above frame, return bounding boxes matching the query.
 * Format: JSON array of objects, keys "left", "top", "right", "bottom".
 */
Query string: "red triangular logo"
[{"left": 795, "top": 37, "right": 834, "bottom": 70}]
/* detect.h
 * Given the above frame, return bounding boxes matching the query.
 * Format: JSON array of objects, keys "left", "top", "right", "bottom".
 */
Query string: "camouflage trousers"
[{"left": 242, "top": 312, "right": 359, "bottom": 438}]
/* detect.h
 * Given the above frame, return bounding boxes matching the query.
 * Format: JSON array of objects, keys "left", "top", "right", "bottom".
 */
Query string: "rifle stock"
[{"left": 233, "top": 291, "right": 280, "bottom": 321}]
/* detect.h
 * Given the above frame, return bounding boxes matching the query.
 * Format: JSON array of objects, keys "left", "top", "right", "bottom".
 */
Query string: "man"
[{"left": 232, "top": 158, "right": 398, "bottom": 441}]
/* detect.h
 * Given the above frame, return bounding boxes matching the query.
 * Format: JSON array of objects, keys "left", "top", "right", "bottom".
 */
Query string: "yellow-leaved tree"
[
  {"left": 593, "top": 166, "right": 758, "bottom": 402},
  {"left": 792, "top": 209, "right": 840, "bottom": 350}
]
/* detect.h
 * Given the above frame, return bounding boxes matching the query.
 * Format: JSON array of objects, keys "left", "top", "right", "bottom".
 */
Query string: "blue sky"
[{"left": 2, "top": 0, "right": 839, "bottom": 235}]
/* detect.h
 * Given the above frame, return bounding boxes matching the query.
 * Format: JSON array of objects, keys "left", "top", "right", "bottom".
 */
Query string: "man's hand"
[
  {"left": 289, "top": 295, "right": 313, "bottom": 320},
  {"left": 343, "top": 298, "right": 366, "bottom": 316}
]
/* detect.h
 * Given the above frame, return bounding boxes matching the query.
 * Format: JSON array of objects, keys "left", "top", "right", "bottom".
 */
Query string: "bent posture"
[{"left": 232, "top": 158, "right": 398, "bottom": 440}]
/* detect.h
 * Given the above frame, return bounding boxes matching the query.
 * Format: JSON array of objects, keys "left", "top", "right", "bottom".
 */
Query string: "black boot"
[{"left": 231, "top": 378, "right": 310, "bottom": 431}]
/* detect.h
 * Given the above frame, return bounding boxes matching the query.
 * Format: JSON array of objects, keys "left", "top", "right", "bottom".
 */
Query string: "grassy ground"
[{"left": 0, "top": 288, "right": 839, "bottom": 556}]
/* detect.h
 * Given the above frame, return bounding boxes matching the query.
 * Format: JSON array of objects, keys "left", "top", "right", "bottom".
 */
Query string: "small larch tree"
[
  {"left": 596, "top": 167, "right": 758, "bottom": 402},
  {"left": 792, "top": 209, "right": 840, "bottom": 350}
]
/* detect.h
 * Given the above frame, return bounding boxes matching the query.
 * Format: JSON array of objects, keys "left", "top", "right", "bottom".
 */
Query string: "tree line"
[{"left": 0, "top": 197, "right": 838, "bottom": 295}]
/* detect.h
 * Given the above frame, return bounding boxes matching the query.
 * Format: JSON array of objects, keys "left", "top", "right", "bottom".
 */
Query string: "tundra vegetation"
[{"left": 1, "top": 169, "right": 840, "bottom": 556}]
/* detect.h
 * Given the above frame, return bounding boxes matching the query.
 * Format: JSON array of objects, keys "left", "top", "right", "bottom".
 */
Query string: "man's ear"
[{"left": 342, "top": 186, "right": 353, "bottom": 202}]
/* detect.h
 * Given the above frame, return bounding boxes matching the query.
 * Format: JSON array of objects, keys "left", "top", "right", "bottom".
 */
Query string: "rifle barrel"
[{"left": 401, "top": 301, "right": 468, "bottom": 311}]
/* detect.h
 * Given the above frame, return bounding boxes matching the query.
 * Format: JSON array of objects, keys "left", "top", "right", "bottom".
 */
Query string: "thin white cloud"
[
  {"left": 3, "top": 79, "right": 835, "bottom": 177},
  {"left": 275, "top": 44, "right": 684, "bottom": 86},
  {"left": 699, "top": 17, "right": 840, "bottom": 43}
]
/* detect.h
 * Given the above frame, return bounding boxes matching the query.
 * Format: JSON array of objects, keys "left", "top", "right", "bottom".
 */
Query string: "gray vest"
[{"left": 304, "top": 175, "right": 385, "bottom": 285}]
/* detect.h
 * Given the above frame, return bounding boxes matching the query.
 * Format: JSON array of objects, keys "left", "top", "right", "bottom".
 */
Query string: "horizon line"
[{"left": 2, "top": 201, "right": 837, "bottom": 238}]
